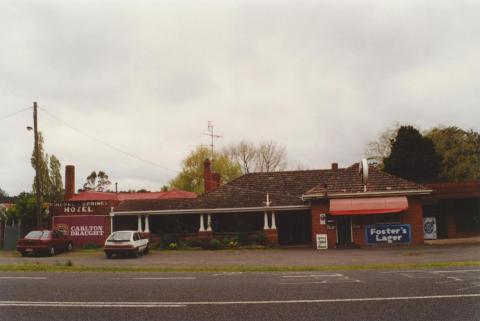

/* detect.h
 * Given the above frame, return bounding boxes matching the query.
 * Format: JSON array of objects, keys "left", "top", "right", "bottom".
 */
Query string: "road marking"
[
  {"left": 1, "top": 294, "right": 478, "bottom": 308},
  {"left": 131, "top": 277, "right": 196, "bottom": 280},
  {"left": 282, "top": 274, "right": 342, "bottom": 278},
  {"left": 432, "top": 270, "right": 480, "bottom": 274},
  {"left": 0, "top": 277, "right": 47, "bottom": 280}
]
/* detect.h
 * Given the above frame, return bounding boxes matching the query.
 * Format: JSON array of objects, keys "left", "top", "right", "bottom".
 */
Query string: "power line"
[
  {"left": 0, "top": 107, "right": 32, "bottom": 121},
  {"left": 39, "top": 107, "right": 180, "bottom": 175},
  {"left": 39, "top": 106, "right": 301, "bottom": 201}
]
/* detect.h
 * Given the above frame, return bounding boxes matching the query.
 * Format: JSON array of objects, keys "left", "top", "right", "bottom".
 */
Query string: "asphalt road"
[{"left": 1, "top": 268, "right": 479, "bottom": 321}]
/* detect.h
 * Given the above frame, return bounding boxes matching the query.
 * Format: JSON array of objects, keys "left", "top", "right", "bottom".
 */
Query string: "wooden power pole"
[{"left": 33, "top": 102, "right": 43, "bottom": 229}]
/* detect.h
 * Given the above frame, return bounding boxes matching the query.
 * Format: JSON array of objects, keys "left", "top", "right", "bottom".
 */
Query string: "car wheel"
[
  {"left": 105, "top": 252, "right": 113, "bottom": 259},
  {"left": 132, "top": 249, "right": 140, "bottom": 258},
  {"left": 49, "top": 246, "right": 55, "bottom": 256},
  {"left": 67, "top": 242, "right": 73, "bottom": 252}
]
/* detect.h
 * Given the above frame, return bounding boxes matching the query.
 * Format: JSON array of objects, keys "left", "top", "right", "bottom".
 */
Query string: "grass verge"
[{"left": 0, "top": 261, "right": 479, "bottom": 273}]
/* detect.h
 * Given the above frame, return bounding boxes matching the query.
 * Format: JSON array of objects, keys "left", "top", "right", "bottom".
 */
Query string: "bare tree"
[
  {"left": 83, "top": 171, "right": 112, "bottom": 192},
  {"left": 256, "top": 141, "right": 287, "bottom": 172},
  {"left": 365, "top": 123, "right": 401, "bottom": 168},
  {"left": 225, "top": 141, "right": 257, "bottom": 174}
]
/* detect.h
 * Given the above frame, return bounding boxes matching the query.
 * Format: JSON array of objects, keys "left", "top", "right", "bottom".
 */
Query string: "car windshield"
[
  {"left": 25, "top": 231, "right": 49, "bottom": 239},
  {"left": 108, "top": 232, "right": 132, "bottom": 241}
]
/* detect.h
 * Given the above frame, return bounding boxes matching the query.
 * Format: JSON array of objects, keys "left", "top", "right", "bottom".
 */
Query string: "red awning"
[{"left": 329, "top": 196, "right": 408, "bottom": 215}]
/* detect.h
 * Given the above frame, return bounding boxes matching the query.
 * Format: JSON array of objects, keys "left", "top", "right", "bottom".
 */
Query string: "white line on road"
[
  {"left": 282, "top": 274, "right": 343, "bottom": 278},
  {"left": 1, "top": 294, "right": 479, "bottom": 308},
  {"left": 131, "top": 277, "right": 196, "bottom": 280},
  {"left": 0, "top": 277, "right": 47, "bottom": 280}
]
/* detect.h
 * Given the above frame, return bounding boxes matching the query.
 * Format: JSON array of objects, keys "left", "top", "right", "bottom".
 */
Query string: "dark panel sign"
[
  {"left": 365, "top": 224, "right": 411, "bottom": 244},
  {"left": 50, "top": 201, "right": 113, "bottom": 216},
  {"left": 53, "top": 215, "right": 110, "bottom": 247}
]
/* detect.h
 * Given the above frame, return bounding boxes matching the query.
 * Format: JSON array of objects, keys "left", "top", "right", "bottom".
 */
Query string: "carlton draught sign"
[
  {"left": 53, "top": 215, "right": 110, "bottom": 247},
  {"left": 365, "top": 224, "right": 411, "bottom": 244}
]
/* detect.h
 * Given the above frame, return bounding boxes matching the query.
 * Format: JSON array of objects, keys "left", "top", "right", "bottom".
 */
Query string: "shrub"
[
  {"left": 81, "top": 243, "right": 99, "bottom": 249},
  {"left": 210, "top": 239, "right": 222, "bottom": 250},
  {"left": 168, "top": 242, "right": 178, "bottom": 250},
  {"left": 161, "top": 234, "right": 179, "bottom": 249},
  {"left": 253, "top": 232, "right": 267, "bottom": 245},
  {"left": 235, "top": 232, "right": 249, "bottom": 245}
]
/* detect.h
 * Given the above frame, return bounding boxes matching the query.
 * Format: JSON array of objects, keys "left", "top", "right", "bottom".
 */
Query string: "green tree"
[
  {"left": 83, "top": 171, "right": 112, "bottom": 192},
  {"left": 426, "top": 126, "right": 480, "bottom": 181},
  {"left": 0, "top": 187, "right": 7, "bottom": 198},
  {"left": 383, "top": 126, "right": 441, "bottom": 182},
  {"left": 48, "top": 155, "right": 64, "bottom": 202},
  {"left": 31, "top": 132, "right": 64, "bottom": 203},
  {"left": 169, "top": 145, "right": 242, "bottom": 194},
  {"left": 5, "top": 192, "right": 47, "bottom": 228}
]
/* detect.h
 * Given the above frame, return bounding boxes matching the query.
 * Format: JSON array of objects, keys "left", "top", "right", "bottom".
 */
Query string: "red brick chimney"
[
  {"left": 65, "top": 165, "right": 75, "bottom": 201},
  {"left": 204, "top": 159, "right": 222, "bottom": 193},
  {"left": 204, "top": 159, "right": 212, "bottom": 193},
  {"left": 331, "top": 163, "right": 338, "bottom": 170},
  {"left": 211, "top": 172, "right": 221, "bottom": 190}
]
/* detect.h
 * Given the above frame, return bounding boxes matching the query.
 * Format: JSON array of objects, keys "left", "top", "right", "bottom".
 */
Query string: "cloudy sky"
[{"left": 1, "top": 0, "right": 479, "bottom": 195}]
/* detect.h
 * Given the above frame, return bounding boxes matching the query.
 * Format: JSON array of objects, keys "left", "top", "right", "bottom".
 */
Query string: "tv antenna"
[{"left": 203, "top": 121, "right": 222, "bottom": 168}]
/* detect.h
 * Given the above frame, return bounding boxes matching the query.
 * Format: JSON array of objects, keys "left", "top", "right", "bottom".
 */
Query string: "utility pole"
[{"left": 33, "top": 102, "right": 43, "bottom": 229}]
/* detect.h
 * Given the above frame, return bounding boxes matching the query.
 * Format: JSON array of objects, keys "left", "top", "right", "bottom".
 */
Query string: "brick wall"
[
  {"left": 311, "top": 200, "right": 336, "bottom": 249},
  {"left": 402, "top": 197, "right": 424, "bottom": 245}
]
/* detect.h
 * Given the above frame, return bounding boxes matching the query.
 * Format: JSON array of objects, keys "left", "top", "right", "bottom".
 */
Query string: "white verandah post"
[
  {"left": 263, "top": 212, "right": 269, "bottom": 230},
  {"left": 199, "top": 214, "right": 205, "bottom": 232},
  {"left": 144, "top": 215, "right": 150, "bottom": 233},
  {"left": 206, "top": 214, "right": 212, "bottom": 232},
  {"left": 271, "top": 211, "right": 277, "bottom": 230},
  {"left": 137, "top": 215, "right": 142, "bottom": 232}
]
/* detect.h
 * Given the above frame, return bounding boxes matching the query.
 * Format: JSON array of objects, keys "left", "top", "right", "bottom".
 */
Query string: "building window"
[{"left": 454, "top": 199, "right": 480, "bottom": 233}]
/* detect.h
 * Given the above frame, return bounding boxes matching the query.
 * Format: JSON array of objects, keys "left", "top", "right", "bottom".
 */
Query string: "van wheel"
[
  {"left": 49, "top": 246, "right": 55, "bottom": 256},
  {"left": 144, "top": 245, "right": 149, "bottom": 254},
  {"left": 106, "top": 252, "right": 113, "bottom": 259},
  {"left": 67, "top": 242, "right": 73, "bottom": 252}
]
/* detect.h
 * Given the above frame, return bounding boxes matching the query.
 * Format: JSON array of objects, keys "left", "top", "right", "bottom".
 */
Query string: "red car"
[{"left": 16, "top": 230, "right": 73, "bottom": 256}]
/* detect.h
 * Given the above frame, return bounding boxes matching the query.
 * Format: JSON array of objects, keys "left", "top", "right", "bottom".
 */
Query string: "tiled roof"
[
  {"left": 304, "top": 163, "right": 429, "bottom": 196},
  {"left": 423, "top": 181, "right": 480, "bottom": 199},
  {"left": 114, "top": 164, "right": 431, "bottom": 213},
  {"left": 115, "top": 170, "right": 334, "bottom": 212},
  {"left": 66, "top": 189, "right": 197, "bottom": 202}
]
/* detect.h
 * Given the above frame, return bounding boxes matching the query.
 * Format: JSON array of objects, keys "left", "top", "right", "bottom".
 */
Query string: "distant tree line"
[{"left": 366, "top": 125, "right": 480, "bottom": 183}]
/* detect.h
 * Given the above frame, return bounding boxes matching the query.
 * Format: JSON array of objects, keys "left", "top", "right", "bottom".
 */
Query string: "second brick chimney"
[
  {"left": 65, "top": 165, "right": 75, "bottom": 201},
  {"left": 203, "top": 159, "right": 221, "bottom": 193}
]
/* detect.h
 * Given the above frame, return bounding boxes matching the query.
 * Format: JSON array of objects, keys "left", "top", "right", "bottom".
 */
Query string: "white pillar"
[
  {"left": 137, "top": 215, "right": 142, "bottom": 232},
  {"left": 263, "top": 212, "right": 269, "bottom": 230},
  {"left": 199, "top": 214, "right": 205, "bottom": 232},
  {"left": 271, "top": 212, "right": 277, "bottom": 230},
  {"left": 110, "top": 207, "right": 114, "bottom": 234},
  {"left": 206, "top": 214, "right": 212, "bottom": 231},
  {"left": 144, "top": 215, "right": 150, "bottom": 233}
]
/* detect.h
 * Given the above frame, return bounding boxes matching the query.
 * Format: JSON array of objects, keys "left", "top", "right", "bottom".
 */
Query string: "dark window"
[{"left": 455, "top": 199, "right": 480, "bottom": 232}]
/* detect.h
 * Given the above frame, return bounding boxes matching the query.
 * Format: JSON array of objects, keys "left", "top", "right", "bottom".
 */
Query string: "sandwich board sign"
[{"left": 316, "top": 234, "right": 328, "bottom": 250}]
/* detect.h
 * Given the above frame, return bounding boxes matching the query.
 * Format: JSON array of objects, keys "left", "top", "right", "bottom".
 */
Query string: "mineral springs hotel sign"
[{"left": 51, "top": 201, "right": 111, "bottom": 215}]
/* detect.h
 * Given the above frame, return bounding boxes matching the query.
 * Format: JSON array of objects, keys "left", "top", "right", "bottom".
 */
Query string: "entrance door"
[
  {"left": 336, "top": 216, "right": 352, "bottom": 245},
  {"left": 277, "top": 211, "right": 311, "bottom": 245}
]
